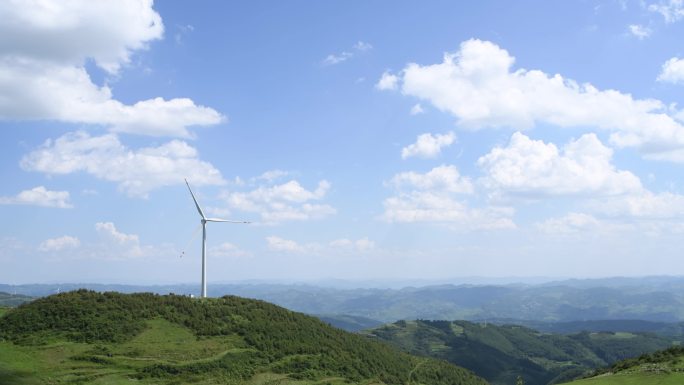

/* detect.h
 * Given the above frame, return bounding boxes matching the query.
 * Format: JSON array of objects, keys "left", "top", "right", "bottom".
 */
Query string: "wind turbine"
[{"left": 185, "top": 179, "right": 249, "bottom": 298}]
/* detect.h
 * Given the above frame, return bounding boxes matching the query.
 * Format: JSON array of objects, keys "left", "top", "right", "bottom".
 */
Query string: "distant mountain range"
[
  {"left": 4, "top": 276, "right": 684, "bottom": 323},
  {"left": 364, "top": 319, "right": 677, "bottom": 385}
]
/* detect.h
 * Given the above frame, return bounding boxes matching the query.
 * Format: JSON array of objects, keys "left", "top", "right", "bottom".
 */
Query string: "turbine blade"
[
  {"left": 205, "top": 218, "right": 250, "bottom": 224},
  {"left": 185, "top": 179, "right": 206, "bottom": 219}
]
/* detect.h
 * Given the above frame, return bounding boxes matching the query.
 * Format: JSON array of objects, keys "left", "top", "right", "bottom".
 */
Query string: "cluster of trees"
[{"left": 0, "top": 290, "right": 487, "bottom": 385}]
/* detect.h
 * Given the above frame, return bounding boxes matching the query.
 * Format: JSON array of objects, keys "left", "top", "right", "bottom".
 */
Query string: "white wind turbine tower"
[{"left": 185, "top": 179, "right": 249, "bottom": 298}]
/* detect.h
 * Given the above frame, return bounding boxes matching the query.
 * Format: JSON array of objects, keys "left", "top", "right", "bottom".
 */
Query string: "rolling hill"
[
  {"left": 0, "top": 290, "right": 487, "bottom": 385},
  {"left": 364, "top": 320, "right": 676, "bottom": 385}
]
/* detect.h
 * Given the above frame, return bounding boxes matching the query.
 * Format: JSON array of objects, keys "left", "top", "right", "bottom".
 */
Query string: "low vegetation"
[
  {"left": 0, "top": 290, "right": 487, "bottom": 385},
  {"left": 562, "top": 346, "right": 684, "bottom": 384}
]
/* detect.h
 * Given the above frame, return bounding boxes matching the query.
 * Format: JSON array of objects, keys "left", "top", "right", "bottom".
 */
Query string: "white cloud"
[
  {"left": 266, "top": 236, "right": 306, "bottom": 253},
  {"left": 410, "top": 103, "right": 424, "bottom": 115},
  {"left": 0, "top": 0, "right": 223, "bottom": 137},
  {"left": 401, "top": 132, "right": 456, "bottom": 159},
  {"left": 0, "top": 186, "right": 73, "bottom": 208},
  {"left": 354, "top": 41, "right": 373, "bottom": 51},
  {"left": 91, "top": 221, "right": 172, "bottom": 259},
  {"left": 221, "top": 179, "right": 336, "bottom": 224},
  {"left": 255, "top": 169, "right": 289, "bottom": 183},
  {"left": 267, "top": 236, "right": 375, "bottom": 254},
  {"left": 323, "top": 52, "right": 353, "bottom": 65},
  {"left": 649, "top": 0, "right": 684, "bottom": 22},
  {"left": 657, "top": 57, "right": 684, "bottom": 84},
  {"left": 390, "top": 165, "right": 473, "bottom": 193},
  {"left": 322, "top": 41, "right": 372, "bottom": 66},
  {"left": 20, "top": 131, "right": 225, "bottom": 197},
  {"left": 382, "top": 165, "right": 513, "bottom": 229},
  {"left": 388, "top": 39, "right": 684, "bottom": 161},
  {"left": 628, "top": 24, "right": 652, "bottom": 39},
  {"left": 38, "top": 236, "right": 81, "bottom": 252},
  {"left": 536, "top": 213, "right": 604, "bottom": 234},
  {"left": 478, "top": 132, "right": 643, "bottom": 197},
  {"left": 376, "top": 71, "right": 399, "bottom": 90},
  {"left": 589, "top": 190, "right": 684, "bottom": 219},
  {"left": 329, "top": 237, "right": 375, "bottom": 252}
]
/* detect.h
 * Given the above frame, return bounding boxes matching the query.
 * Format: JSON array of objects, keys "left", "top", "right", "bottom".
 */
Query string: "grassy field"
[{"left": 0, "top": 318, "right": 375, "bottom": 385}]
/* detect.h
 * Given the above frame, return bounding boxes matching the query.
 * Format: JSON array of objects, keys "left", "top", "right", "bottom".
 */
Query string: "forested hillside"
[
  {"left": 0, "top": 290, "right": 487, "bottom": 385},
  {"left": 365, "top": 320, "right": 675, "bottom": 385}
]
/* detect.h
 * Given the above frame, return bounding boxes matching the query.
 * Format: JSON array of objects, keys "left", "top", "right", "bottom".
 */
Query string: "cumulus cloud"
[
  {"left": 0, "top": 186, "right": 73, "bottom": 208},
  {"left": 94, "top": 221, "right": 147, "bottom": 259},
  {"left": 221, "top": 179, "right": 336, "bottom": 224},
  {"left": 478, "top": 132, "right": 643, "bottom": 196},
  {"left": 376, "top": 71, "right": 399, "bottom": 90},
  {"left": 385, "top": 39, "right": 684, "bottom": 161},
  {"left": 20, "top": 131, "right": 225, "bottom": 197},
  {"left": 628, "top": 24, "right": 652, "bottom": 39},
  {"left": 390, "top": 165, "right": 473, "bottom": 193},
  {"left": 382, "top": 165, "right": 514, "bottom": 230},
  {"left": 38, "top": 236, "right": 81, "bottom": 252},
  {"left": 401, "top": 132, "right": 456, "bottom": 159},
  {"left": 0, "top": 0, "right": 223, "bottom": 137},
  {"left": 649, "top": 0, "right": 684, "bottom": 23},
  {"left": 657, "top": 57, "right": 684, "bottom": 84}
]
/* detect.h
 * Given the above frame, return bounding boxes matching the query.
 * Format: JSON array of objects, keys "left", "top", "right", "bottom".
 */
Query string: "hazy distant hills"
[
  {"left": 4, "top": 276, "right": 684, "bottom": 323},
  {"left": 365, "top": 320, "right": 676, "bottom": 385},
  {"left": 0, "top": 290, "right": 486, "bottom": 385}
]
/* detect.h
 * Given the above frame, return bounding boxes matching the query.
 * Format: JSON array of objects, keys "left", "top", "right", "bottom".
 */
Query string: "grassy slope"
[
  {"left": 562, "top": 347, "right": 684, "bottom": 385},
  {"left": 365, "top": 320, "right": 675, "bottom": 385},
  {"left": 0, "top": 290, "right": 487, "bottom": 385}
]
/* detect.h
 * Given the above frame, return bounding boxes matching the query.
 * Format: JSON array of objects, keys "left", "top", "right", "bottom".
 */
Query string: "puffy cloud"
[
  {"left": 628, "top": 24, "right": 652, "bottom": 39},
  {"left": 401, "top": 132, "right": 456, "bottom": 159},
  {"left": 387, "top": 39, "right": 684, "bottom": 161},
  {"left": 657, "top": 57, "right": 684, "bottom": 84},
  {"left": 382, "top": 165, "right": 513, "bottom": 229},
  {"left": 21, "top": 131, "right": 225, "bottom": 197},
  {"left": 222, "top": 179, "right": 336, "bottom": 224},
  {"left": 93, "top": 221, "right": 163, "bottom": 259},
  {"left": 0, "top": 0, "right": 223, "bottom": 137},
  {"left": 478, "top": 132, "right": 643, "bottom": 196},
  {"left": 254, "top": 169, "right": 289, "bottom": 183},
  {"left": 353, "top": 41, "right": 373, "bottom": 51},
  {"left": 38, "top": 236, "right": 81, "bottom": 252},
  {"left": 376, "top": 71, "right": 399, "bottom": 90},
  {"left": 0, "top": 0, "right": 163, "bottom": 74},
  {"left": 0, "top": 186, "right": 72, "bottom": 208},
  {"left": 649, "top": 0, "right": 684, "bottom": 23},
  {"left": 390, "top": 165, "right": 473, "bottom": 194}
]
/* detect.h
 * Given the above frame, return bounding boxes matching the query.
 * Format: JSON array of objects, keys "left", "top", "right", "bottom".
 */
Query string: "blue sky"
[{"left": 3, "top": 0, "right": 684, "bottom": 285}]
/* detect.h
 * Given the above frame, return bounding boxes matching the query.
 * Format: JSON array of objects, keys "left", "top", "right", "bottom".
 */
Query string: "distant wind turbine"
[{"left": 185, "top": 179, "right": 249, "bottom": 298}]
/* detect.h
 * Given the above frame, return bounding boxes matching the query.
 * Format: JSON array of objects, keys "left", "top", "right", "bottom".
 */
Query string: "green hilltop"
[
  {"left": 0, "top": 290, "right": 487, "bottom": 385},
  {"left": 364, "top": 319, "right": 676, "bottom": 385}
]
